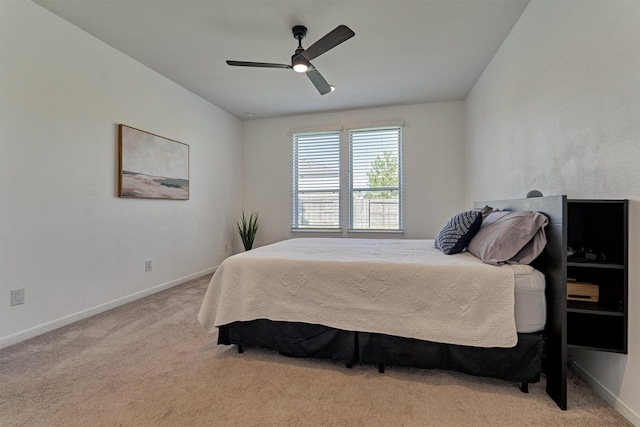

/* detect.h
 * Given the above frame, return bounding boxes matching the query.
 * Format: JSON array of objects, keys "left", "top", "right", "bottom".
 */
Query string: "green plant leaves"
[{"left": 237, "top": 210, "right": 259, "bottom": 251}]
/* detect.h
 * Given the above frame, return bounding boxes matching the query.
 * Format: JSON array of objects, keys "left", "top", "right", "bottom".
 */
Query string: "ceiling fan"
[{"left": 226, "top": 25, "right": 355, "bottom": 95}]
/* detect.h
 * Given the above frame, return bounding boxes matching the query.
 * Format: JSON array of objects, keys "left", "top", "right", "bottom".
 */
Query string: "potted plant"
[{"left": 237, "top": 210, "right": 259, "bottom": 251}]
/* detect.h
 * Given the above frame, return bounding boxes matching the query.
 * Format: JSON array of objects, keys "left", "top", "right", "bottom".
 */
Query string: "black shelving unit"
[{"left": 566, "top": 199, "right": 628, "bottom": 353}]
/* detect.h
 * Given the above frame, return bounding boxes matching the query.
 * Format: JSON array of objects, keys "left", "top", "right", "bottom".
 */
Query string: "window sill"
[
  {"left": 291, "top": 229, "right": 405, "bottom": 238},
  {"left": 347, "top": 229, "right": 405, "bottom": 238},
  {"left": 291, "top": 229, "right": 343, "bottom": 237}
]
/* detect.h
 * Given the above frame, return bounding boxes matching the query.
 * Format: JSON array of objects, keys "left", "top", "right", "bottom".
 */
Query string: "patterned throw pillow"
[{"left": 434, "top": 209, "right": 483, "bottom": 255}]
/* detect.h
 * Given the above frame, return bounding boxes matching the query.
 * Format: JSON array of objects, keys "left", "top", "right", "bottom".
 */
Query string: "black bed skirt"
[
  {"left": 359, "top": 331, "right": 542, "bottom": 383},
  {"left": 219, "top": 319, "right": 358, "bottom": 362},
  {"left": 217, "top": 319, "right": 542, "bottom": 384}
]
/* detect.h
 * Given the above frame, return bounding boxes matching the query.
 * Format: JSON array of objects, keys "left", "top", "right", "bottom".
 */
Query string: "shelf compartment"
[
  {"left": 567, "top": 200, "right": 626, "bottom": 266},
  {"left": 567, "top": 311, "right": 626, "bottom": 352},
  {"left": 567, "top": 266, "right": 624, "bottom": 312}
]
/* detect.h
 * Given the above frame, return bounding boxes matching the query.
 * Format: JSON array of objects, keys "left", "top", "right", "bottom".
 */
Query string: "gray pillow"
[
  {"left": 434, "top": 209, "right": 483, "bottom": 255},
  {"left": 467, "top": 211, "right": 549, "bottom": 265},
  {"left": 479, "top": 205, "right": 494, "bottom": 220},
  {"left": 508, "top": 227, "right": 547, "bottom": 264}
]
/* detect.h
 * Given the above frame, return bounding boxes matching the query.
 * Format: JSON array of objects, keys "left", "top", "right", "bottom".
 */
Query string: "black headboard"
[{"left": 475, "top": 195, "right": 567, "bottom": 410}]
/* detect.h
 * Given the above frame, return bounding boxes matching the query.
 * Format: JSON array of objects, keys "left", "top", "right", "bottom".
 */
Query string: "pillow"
[
  {"left": 467, "top": 211, "right": 549, "bottom": 265},
  {"left": 508, "top": 227, "right": 547, "bottom": 264},
  {"left": 434, "top": 209, "right": 483, "bottom": 255},
  {"left": 479, "top": 205, "right": 494, "bottom": 220}
]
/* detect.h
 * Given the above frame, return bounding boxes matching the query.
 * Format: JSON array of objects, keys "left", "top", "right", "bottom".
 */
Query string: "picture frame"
[{"left": 118, "top": 124, "right": 189, "bottom": 200}]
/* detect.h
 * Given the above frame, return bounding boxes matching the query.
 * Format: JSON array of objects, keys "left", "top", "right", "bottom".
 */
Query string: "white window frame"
[
  {"left": 348, "top": 126, "right": 403, "bottom": 232},
  {"left": 292, "top": 122, "right": 404, "bottom": 235},
  {"left": 292, "top": 129, "right": 342, "bottom": 231}
]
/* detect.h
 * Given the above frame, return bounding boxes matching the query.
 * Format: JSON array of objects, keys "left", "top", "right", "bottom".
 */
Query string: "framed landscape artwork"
[{"left": 118, "top": 125, "right": 189, "bottom": 200}]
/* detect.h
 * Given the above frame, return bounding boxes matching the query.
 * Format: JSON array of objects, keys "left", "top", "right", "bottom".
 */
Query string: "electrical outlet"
[
  {"left": 10, "top": 289, "right": 25, "bottom": 306},
  {"left": 224, "top": 243, "right": 228, "bottom": 252},
  {"left": 145, "top": 260, "right": 152, "bottom": 272}
]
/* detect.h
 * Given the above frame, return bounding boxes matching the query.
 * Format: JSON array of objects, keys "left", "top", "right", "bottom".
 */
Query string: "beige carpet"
[{"left": 0, "top": 274, "right": 631, "bottom": 426}]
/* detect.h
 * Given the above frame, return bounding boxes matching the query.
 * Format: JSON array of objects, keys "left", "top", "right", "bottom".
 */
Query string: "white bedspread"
[{"left": 198, "top": 238, "right": 518, "bottom": 348}]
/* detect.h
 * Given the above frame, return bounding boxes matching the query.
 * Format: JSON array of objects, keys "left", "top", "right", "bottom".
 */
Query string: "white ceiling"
[{"left": 31, "top": 0, "right": 530, "bottom": 120}]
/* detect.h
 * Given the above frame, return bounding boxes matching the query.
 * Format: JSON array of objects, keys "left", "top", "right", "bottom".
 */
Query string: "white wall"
[
  {"left": 0, "top": 0, "right": 242, "bottom": 347},
  {"left": 241, "top": 102, "right": 466, "bottom": 247},
  {"left": 465, "top": 0, "right": 640, "bottom": 423}
]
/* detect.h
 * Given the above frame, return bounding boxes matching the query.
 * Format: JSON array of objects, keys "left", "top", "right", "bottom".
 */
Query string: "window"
[
  {"left": 292, "top": 125, "right": 403, "bottom": 232},
  {"left": 349, "top": 127, "right": 402, "bottom": 230},
  {"left": 292, "top": 131, "right": 342, "bottom": 229}
]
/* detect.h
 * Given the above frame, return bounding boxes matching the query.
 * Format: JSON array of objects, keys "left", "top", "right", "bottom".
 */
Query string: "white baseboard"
[
  {"left": 0, "top": 267, "right": 216, "bottom": 350},
  {"left": 569, "top": 359, "right": 640, "bottom": 426}
]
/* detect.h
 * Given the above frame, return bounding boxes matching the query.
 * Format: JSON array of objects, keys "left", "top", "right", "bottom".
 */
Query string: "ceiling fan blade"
[
  {"left": 226, "top": 60, "right": 291, "bottom": 69},
  {"left": 301, "top": 25, "right": 355, "bottom": 61},
  {"left": 306, "top": 66, "right": 332, "bottom": 95}
]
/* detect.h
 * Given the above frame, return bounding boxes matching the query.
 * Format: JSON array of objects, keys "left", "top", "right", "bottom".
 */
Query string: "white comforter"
[{"left": 198, "top": 238, "right": 518, "bottom": 348}]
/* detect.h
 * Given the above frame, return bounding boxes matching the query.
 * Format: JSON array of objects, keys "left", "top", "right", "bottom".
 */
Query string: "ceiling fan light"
[
  {"left": 330, "top": 85, "right": 336, "bottom": 92},
  {"left": 292, "top": 56, "right": 308, "bottom": 73},
  {"left": 293, "top": 64, "right": 308, "bottom": 73}
]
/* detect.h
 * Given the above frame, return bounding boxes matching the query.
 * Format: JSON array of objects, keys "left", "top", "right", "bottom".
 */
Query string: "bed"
[{"left": 198, "top": 196, "right": 567, "bottom": 410}]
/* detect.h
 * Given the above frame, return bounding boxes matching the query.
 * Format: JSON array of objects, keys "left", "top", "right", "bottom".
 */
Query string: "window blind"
[
  {"left": 292, "top": 131, "right": 342, "bottom": 229},
  {"left": 349, "top": 127, "right": 402, "bottom": 230}
]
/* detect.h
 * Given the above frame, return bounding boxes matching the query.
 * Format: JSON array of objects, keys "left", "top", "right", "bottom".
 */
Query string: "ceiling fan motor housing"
[
  {"left": 291, "top": 25, "right": 309, "bottom": 72},
  {"left": 292, "top": 25, "right": 307, "bottom": 41}
]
